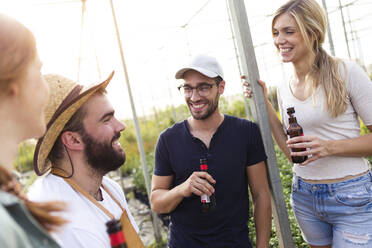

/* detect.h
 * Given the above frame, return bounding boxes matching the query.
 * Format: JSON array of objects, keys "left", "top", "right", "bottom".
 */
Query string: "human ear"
[
  {"left": 61, "top": 131, "right": 84, "bottom": 151},
  {"left": 6, "top": 82, "right": 20, "bottom": 97},
  {"left": 218, "top": 80, "right": 225, "bottom": 95}
]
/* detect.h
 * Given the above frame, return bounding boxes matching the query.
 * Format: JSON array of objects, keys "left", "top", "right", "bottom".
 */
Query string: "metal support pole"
[
  {"left": 149, "top": 87, "right": 161, "bottom": 134},
  {"left": 167, "top": 84, "right": 177, "bottom": 123},
  {"left": 338, "top": 0, "right": 351, "bottom": 59},
  {"left": 355, "top": 31, "right": 366, "bottom": 69},
  {"left": 226, "top": 0, "right": 252, "bottom": 120},
  {"left": 345, "top": 5, "right": 357, "bottom": 60},
  {"left": 94, "top": 46, "right": 102, "bottom": 80},
  {"left": 109, "top": 0, "right": 162, "bottom": 243},
  {"left": 227, "top": 1, "right": 294, "bottom": 247},
  {"left": 321, "top": 0, "right": 335, "bottom": 56},
  {"left": 77, "top": 0, "right": 86, "bottom": 81}
]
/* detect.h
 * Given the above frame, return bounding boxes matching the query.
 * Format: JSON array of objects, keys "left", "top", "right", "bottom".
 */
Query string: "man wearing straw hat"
[{"left": 28, "top": 72, "right": 144, "bottom": 248}]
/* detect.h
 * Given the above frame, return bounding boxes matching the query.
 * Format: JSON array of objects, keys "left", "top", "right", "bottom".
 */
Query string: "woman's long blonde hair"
[
  {"left": 0, "top": 14, "right": 66, "bottom": 232},
  {"left": 272, "top": 0, "right": 348, "bottom": 118}
]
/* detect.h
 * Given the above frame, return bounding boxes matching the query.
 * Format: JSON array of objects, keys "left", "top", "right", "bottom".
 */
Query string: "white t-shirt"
[
  {"left": 278, "top": 61, "right": 372, "bottom": 180},
  {"left": 28, "top": 174, "right": 139, "bottom": 248}
]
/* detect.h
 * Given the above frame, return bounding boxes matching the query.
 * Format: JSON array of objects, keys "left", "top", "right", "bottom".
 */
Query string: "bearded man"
[
  {"left": 28, "top": 73, "right": 143, "bottom": 248},
  {"left": 150, "top": 55, "right": 272, "bottom": 248}
]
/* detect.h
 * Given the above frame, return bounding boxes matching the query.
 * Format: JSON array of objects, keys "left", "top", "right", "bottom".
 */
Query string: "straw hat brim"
[{"left": 33, "top": 72, "right": 114, "bottom": 176}]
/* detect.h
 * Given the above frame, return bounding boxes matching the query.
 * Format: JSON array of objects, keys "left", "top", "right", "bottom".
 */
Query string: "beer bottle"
[
  {"left": 200, "top": 158, "right": 216, "bottom": 213},
  {"left": 106, "top": 219, "right": 127, "bottom": 248},
  {"left": 286, "top": 107, "right": 308, "bottom": 163}
]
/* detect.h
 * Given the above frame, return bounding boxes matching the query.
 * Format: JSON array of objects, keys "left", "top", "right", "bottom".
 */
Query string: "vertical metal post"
[
  {"left": 346, "top": 7, "right": 358, "bottom": 61},
  {"left": 338, "top": 0, "right": 351, "bottom": 59},
  {"left": 355, "top": 31, "right": 366, "bottom": 69},
  {"left": 149, "top": 86, "right": 161, "bottom": 134},
  {"left": 153, "top": 106, "right": 161, "bottom": 134},
  {"left": 227, "top": 1, "right": 294, "bottom": 247},
  {"left": 321, "top": 0, "right": 335, "bottom": 56},
  {"left": 77, "top": 0, "right": 86, "bottom": 81},
  {"left": 94, "top": 46, "right": 102, "bottom": 80},
  {"left": 345, "top": 5, "right": 365, "bottom": 68},
  {"left": 109, "top": 0, "right": 162, "bottom": 243},
  {"left": 167, "top": 83, "right": 178, "bottom": 123},
  {"left": 225, "top": 0, "right": 251, "bottom": 120}
]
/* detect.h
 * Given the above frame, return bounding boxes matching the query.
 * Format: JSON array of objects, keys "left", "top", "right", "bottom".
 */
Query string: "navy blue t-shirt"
[{"left": 154, "top": 115, "right": 267, "bottom": 248}]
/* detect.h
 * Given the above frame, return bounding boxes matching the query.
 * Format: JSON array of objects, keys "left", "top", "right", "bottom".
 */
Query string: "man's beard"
[
  {"left": 80, "top": 129, "right": 125, "bottom": 175},
  {"left": 188, "top": 92, "right": 219, "bottom": 120}
]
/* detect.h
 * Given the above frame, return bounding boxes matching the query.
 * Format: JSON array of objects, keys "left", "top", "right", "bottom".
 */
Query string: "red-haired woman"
[{"left": 0, "top": 14, "right": 66, "bottom": 247}]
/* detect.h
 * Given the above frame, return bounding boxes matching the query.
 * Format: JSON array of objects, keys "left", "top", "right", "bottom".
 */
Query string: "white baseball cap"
[{"left": 175, "top": 54, "right": 224, "bottom": 79}]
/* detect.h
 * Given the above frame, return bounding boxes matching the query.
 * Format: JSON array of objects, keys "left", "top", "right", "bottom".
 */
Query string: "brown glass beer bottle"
[
  {"left": 200, "top": 158, "right": 216, "bottom": 213},
  {"left": 106, "top": 219, "right": 127, "bottom": 248},
  {"left": 286, "top": 107, "right": 308, "bottom": 163}
]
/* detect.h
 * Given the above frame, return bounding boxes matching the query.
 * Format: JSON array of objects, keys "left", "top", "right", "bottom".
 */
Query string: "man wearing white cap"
[{"left": 150, "top": 55, "right": 272, "bottom": 247}]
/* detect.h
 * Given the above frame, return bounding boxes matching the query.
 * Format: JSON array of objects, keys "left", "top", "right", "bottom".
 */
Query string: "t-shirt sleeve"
[
  {"left": 154, "top": 133, "right": 174, "bottom": 176},
  {"left": 246, "top": 122, "right": 267, "bottom": 166},
  {"left": 346, "top": 62, "right": 372, "bottom": 125}
]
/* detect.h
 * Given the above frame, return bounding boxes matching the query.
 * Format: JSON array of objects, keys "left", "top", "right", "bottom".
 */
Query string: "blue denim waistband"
[{"left": 293, "top": 170, "right": 372, "bottom": 195}]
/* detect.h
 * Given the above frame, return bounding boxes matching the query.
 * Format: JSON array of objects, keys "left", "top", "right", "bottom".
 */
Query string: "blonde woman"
[
  {"left": 244, "top": 0, "right": 372, "bottom": 247},
  {"left": 0, "top": 14, "right": 65, "bottom": 247}
]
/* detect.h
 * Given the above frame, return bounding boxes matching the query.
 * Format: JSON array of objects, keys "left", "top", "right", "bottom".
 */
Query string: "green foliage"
[
  {"left": 14, "top": 141, "right": 36, "bottom": 172},
  {"left": 120, "top": 103, "right": 189, "bottom": 177},
  {"left": 246, "top": 144, "right": 307, "bottom": 247},
  {"left": 146, "top": 237, "right": 167, "bottom": 248},
  {"left": 360, "top": 120, "right": 372, "bottom": 165},
  {"left": 23, "top": 172, "right": 37, "bottom": 194},
  {"left": 132, "top": 152, "right": 155, "bottom": 194},
  {"left": 273, "top": 146, "right": 308, "bottom": 247},
  {"left": 219, "top": 95, "right": 246, "bottom": 117},
  {"left": 268, "top": 86, "right": 279, "bottom": 112}
]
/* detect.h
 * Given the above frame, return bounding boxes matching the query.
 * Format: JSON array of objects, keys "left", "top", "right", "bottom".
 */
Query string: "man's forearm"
[
  {"left": 150, "top": 185, "right": 184, "bottom": 214},
  {"left": 254, "top": 195, "right": 272, "bottom": 248}
]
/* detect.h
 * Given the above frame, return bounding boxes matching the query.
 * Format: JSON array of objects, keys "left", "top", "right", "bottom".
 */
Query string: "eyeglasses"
[{"left": 177, "top": 83, "right": 218, "bottom": 97}]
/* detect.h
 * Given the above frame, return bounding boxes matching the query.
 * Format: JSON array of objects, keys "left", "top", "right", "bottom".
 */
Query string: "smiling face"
[
  {"left": 182, "top": 70, "right": 224, "bottom": 120},
  {"left": 81, "top": 93, "right": 126, "bottom": 174},
  {"left": 272, "top": 13, "right": 311, "bottom": 65}
]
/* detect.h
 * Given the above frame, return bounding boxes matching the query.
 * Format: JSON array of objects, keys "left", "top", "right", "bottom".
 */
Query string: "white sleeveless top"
[{"left": 278, "top": 61, "right": 372, "bottom": 180}]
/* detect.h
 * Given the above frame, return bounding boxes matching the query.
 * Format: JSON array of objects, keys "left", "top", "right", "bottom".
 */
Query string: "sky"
[{"left": 2, "top": 0, "right": 372, "bottom": 119}]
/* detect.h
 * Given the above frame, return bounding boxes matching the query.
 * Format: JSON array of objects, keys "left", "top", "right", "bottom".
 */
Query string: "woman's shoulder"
[
  {"left": 337, "top": 59, "right": 365, "bottom": 78},
  {"left": 0, "top": 189, "right": 20, "bottom": 205},
  {"left": 0, "top": 196, "right": 33, "bottom": 248},
  {"left": 337, "top": 60, "right": 370, "bottom": 92},
  {"left": 0, "top": 202, "right": 60, "bottom": 248}
]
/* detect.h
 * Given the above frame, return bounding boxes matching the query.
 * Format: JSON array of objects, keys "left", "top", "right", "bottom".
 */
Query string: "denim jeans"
[{"left": 291, "top": 171, "right": 372, "bottom": 247}]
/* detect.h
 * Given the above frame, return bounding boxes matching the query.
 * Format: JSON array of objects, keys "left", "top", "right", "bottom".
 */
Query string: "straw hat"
[{"left": 33, "top": 72, "right": 114, "bottom": 176}]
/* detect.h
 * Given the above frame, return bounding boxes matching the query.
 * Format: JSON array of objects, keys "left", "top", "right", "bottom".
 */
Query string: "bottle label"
[
  {"left": 109, "top": 231, "right": 126, "bottom": 246},
  {"left": 200, "top": 164, "right": 208, "bottom": 170},
  {"left": 201, "top": 194, "right": 210, "bottom": 203}
]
